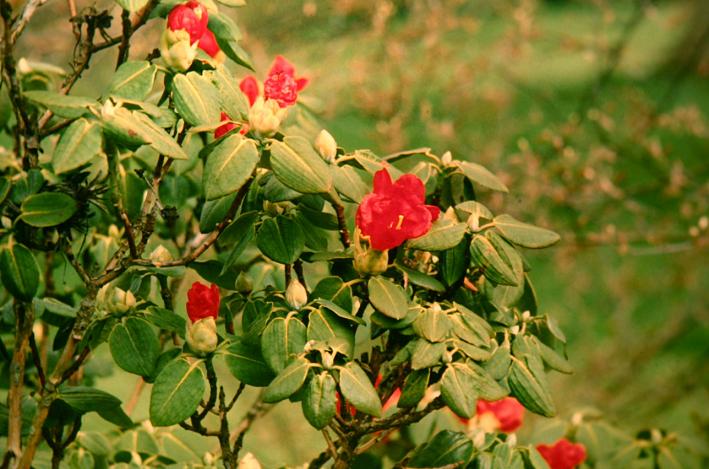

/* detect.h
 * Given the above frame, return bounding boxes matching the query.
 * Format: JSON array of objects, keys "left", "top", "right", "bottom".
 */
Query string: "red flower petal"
[
  {"left": 392, "top": 173, "right": 425, "bottom": 203},
  {"left": 295, "top": 77, "right": 309, "bottom": 92},
  {"left": 167, "top": 1, "right": 209, "bottom": 44},
  {"left": 268, "top": 55, "right": 296, "bottom": 77},
  {"left": 476, "top": 397, "right": 525, "bottom": 433},
  {"left": 197, "top": 29, "right": 221, "bottom": 58},
  {"left": 239, "top": 76, "right": 259, "bottom": 106},
  {"left": 186, "top": 282, "right": 220, "bottom": 323},
  {"left": 214, "top": 112, "right": 237, "bottom": 139},
  {"left": 536, "top": 439, "right": 587, "bottom": 469}
]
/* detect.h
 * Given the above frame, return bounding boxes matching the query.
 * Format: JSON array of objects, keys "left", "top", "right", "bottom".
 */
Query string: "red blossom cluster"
[
  {"left": 536, "top": 439, "right": 587, "bottom": 469},
  {"left": 356, "top": 168, "right": 440, "bottom": 251},
  {"left": 214, "top": 56, "right": 307, "bottom": 139},
  {"left": 186, "top": 282, "right": 220, "bottom": 323},
  {"left": 167, "top": 1, "right": 222, "bottom": 59},
  {"left": 463, "top": 397, "right": 525, "bottom": 433}
]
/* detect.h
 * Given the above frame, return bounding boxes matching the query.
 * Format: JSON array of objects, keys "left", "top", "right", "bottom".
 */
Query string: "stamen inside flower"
[{"left": 395, "top": 215, "right": 405, "bottom": 230}]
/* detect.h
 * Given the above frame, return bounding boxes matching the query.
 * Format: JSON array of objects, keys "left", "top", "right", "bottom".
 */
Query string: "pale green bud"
[
  {"left": 285, "top": 278, "right": 308, "bottom": 310},
  {"left": 100, "top": 286, "right": 136, "bottom": 314},
  {"left": 160, "top": 28, "right": 197, "bottom": 72},
  {"left": 186, "top": 317, "right": 218, "bottom": 355},
  {"left": 149, "top": 245, "right": 173, "bottom": 265},
  {"left": 248, "top": 97, "right": 287, "bottom": 136},
  {"left": 238, "top": 453, "right": 262, "bottom": 469},
  {"left": 314, "top": 129, "right": 337, "bottom": 163}
]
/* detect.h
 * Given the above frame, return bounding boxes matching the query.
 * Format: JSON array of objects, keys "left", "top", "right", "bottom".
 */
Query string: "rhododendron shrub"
[{"left": 0, "top": 2, "right": 695, "bottom": 468}]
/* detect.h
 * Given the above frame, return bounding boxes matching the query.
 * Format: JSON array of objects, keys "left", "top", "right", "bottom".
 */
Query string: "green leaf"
[
  {"left": 410, "top": 339, "right": 446, "bottom": 370},
  {"left": 395, "top": 262, "right": 446, "bottom": 292},
  {"left": 58, "top": 386, "right": 132, "bottom": 427},
  {"left": 332, "top": 165, "right": 369, "bottom": 202},
  {"left": 368, "top": 276, "right": 409, "bottom": 320},
  {"left": 407, "top": 218, "right": 467, "bottom": 251},
  {"left": 23, "top": 90, "right": 94, "bottom": 118},
  {"left": 398, "top": 369, "right": 429, "bottom": 408},
  {"left": 224, "top": 339, "right": 275, "bottom": 387},
  {"left": 214, "top": 0, "right": 245, "bottom": 6},
  {"left": 203, "top": 134, "right": 258, "bottom": 200},
  {"left": 484, "top": 343, "right": 512, "bottom": 381},
  {"left": 311, "top": 276, "right": 353, "bottom": 314},
  {"left": 114, "top": 0, "right": 149, "bottom": 12},
  {"left": 262, "top": 356, "right": 310, "bottom": 403},
  {"left": 269, "top": 136, "right": 333, "bottom": 194},
  {"left": 208, "top": 12, "right": 252, "bottom": 69},
  {"left": 106, "top": 61, "right": 156, "bottom": 100},
  {"left": 149, "top": 358, "right": 205, "bottom": 426},
  {"left": 145, "top": 307, "right": 186, "bottom": 337},
  {"left": 315, "top": 299, "right": 365, "bottom": 325},
  {"left": 302, "top": 372, "right": 337, "bottom": 429},
  {"left": 525, "top": 446, "right": 552, "bottom": 469},
  {"left": 207, "top": 66, "right": 249, "bottom": 119},
  {"left": 307, "top": 308, "right": 355, "bottom": 357},
  {"left": 457, "top": 161, "right": 508, "bottom": 192},
  {"left": 413, "top": 307, "right": 452, "bottom": 342},
  {"left": 337, "top": 362, "right": 382, "bottom": 417},
  {"left": 109, "top": 317, "right": 160, "bottom": 379},
  {"left": 408, "top": 430, "right": 474, "bottom": 468},
  {"left": 438, "top": 240, "right": 468, "bottom": 287},
  {"left": 440, "top": 363, "right": 478, "bottom": 418},
  {"left": 465, "top": 361, "right": 507, "bottom": 401},
  {"left": 199, "top": 192, "right": 236, "bottom": 232},
  {"left": 529, "top": 336, "right": 573, "bottom": 374},
  {"left": 261, "top": 316, "right": 307, "bottom": 373},
  {"left": 0, "top": 177, "right": 11, "bottom": 206},
  {"left": 52, "top": 118, "right": 103, "bottom": 174},
  {"left": 470, "top": 234, "right": 518, "bottom": 286},
  {"left": 509, "top": 356, "right": 556, "bottom": 417},
  {"left": 493, "top": 214, "right": 560, "bottom": 249},
  {"left": 0, "top": 240, "right": 40, "bottom": 301},
  {"left": 103, "top": 107, "right": 187, "bottom": 159},
  {"left": 256, "top": 216, "right": 305, "bottom": 264},
  {"left": 220, "top": 211, "right": 259, "bottom": 272},
  {"left": 172, "top": 72, "right": 221, "bottom": 126},
  {"left": 19, "top": 192, "right": 77, "bottom": 227}
]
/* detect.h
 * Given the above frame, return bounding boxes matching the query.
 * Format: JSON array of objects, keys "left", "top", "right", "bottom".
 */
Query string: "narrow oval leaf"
[
  {"left": 53, "top": 118, "right": 103, "bottom": 174},
  {"left": 368, "top": 276, "right": 409, "bottom": 320},
  {"left": 172, "top": 72, "right": 221, "bottom": 126},
  {"left": 413, "top": 308, "right": 452, "bottom": 342},
  {"left": 0, "top": 241, "right": 40, "bottom": 301},
  {"left": 261, "top": 316, "right": 307, "bottom": 373},
  {"left": 203, "top": 134, "right": 258, "bottom": 200},
  {"left": 337, "top": 362, "right": 382, "bottom": 417},
  {"left": 224, "top": 340, "right": 275, "bottom": 387},
  {"left": 408, "top": 430, "right": 475, "bottom": 468},
  {"left": 332, "top": 165, "right": 369, "bottom": 203},
  {"left": 149, "top": 358, "right": 205, "bottom": 426},
  {"left": 107, "top": 61, "right": 157, "bottom": 100},
  {"left": 440, "top": 363, "right": 478, "bottom": 418},
  {"left": 269, "top": 136, "right": 333, "bottom": 194},
  {"left": 470, "top": 234, "right": 518, "bottom": 286},
  {"left": 457, "top": 161, "right": 508, "bottom": 192},
  {"left": 256, "top": 216, "right": 305, "bottom": 264},
  {"left": 109, "top": 317, "right": 160, "bottom": 378},
  {"left": 509, "top": 357, "right": 556, "bottom": 417},
  {"left": 307, "top": 308, "right": 355, "bottom": 357},
  {"left": 493, "top": 214, "right": 560, "bottom": 249},
  {"left": 19, "top": 192, "right": 77, "bottom": 227},
  {"left": 207, "top": 66, "right": 249, "bottom": 119},
  {"left": 23, "top": 90, "right": 94, "bottom": 118},
  {"left": 407, "top": 218, "right": 467, "bottom": 251},
  {"left": 262, "top": 356, "right": 310, "bottom": 403},
  {"left": 398, "top": 369, "right": 430, "bottom": 408},
  {"left": 58, "top": 386, "right": 133, "bottom": 427},
  {"left": 410, "top": 339, "right": 446, "bottom": 370},
  {"left": 395, "top": 262, "right": 446, "bottom": 292},
  {"left": 302, "top": 372, "right": 337, "bottom": 429}
]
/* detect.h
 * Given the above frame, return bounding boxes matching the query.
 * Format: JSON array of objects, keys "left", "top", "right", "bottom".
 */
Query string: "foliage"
[{"left": 0, "top": 0, "right": 706, "bottom": 468}]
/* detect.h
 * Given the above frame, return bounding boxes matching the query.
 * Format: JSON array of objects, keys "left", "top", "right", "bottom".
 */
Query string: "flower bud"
[
  {"left": 314, "top": 129, "right": 337, "bottom": 163},
  {"left": 285, "top": 278, "right": 308, "bottom": 310},
  {"left": 186, "top": 317, "right": 218, "bottom": 355},
  {"left": 248, "top": 97, "right": 287, "bottom": 136},
  {"left": 167, "top": 0, "right": 208, "bottom": 43},
  {"left": 149, "top": 245, "right": 173, "bottom": 265},
  {"left": 238, "top": 453, "right": 262, "bottom": 469},
  {"left": 197, "top": 29, "right": 225, "bottom": 63},
  {"left": 100, "top": 286, "right": 136, "bottom": 314},
  {"left": 353, "top": 247, "right": 389, "bottom": 276},
  {"left": 160, "top": 28, "right": 198, "bottom": 72},
  {"left": 441, "top": 151, "right": 453, "bottom": 165}
]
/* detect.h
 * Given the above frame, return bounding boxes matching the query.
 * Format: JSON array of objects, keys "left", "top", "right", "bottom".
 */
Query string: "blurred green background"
[{"left": 18, "top": 0, "right": 709, "bottom": 466}]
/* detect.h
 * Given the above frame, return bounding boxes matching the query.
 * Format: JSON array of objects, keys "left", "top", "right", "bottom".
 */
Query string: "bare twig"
[
  {"left": 124, "top": 378, "right": 146, "bottom": 416},
  {"left": 10, "top": 0, "right": 49, "bottom": 43},
  {"left": 29, "top": 332, "right": 46, "bottom": 389},
  {"left": 6, "top": 301, "right": 34, "bottom": 466},
  {"left": 116, "top": 8, "right": 132, "bottom": 68}
]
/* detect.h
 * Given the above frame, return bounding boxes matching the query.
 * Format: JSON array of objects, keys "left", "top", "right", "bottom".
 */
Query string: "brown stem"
[
  {"left": 124, "top": 378, "right": 145, "bottom": 416},
  {"left": 116, "top": 8, "right": 132, "bottom": 68},
  {"left": 331, "top": 195, "right": 351, "bottom": 248},
  {"left": 6, "top": 301, "right": 34, "bottom": 465},
  {"left": 29, "top": 331, "right": 46, "bottom": 389}
]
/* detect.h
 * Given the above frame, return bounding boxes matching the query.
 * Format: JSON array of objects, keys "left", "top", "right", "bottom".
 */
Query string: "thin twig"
[
  {"left": 29, "top": 332, "right": 46, "bottom": 389},
  {"left": 10, "top": 0, "right": 49, "bottom": 43}
]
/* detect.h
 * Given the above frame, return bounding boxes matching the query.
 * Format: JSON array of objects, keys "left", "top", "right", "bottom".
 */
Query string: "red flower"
[
  {"left": 536, "top": 439, "right": 587, "bottom": 469},
  {"left": 475, "top": 397, "right": 525, "bottom": 433},
  {"left": 186, "top": 282, "right": 220, "bottom": 323},
  {"left": 197, "top": 29, "right": 221, "bottom": 58},
  {"left": 239, "top": 76, "right": 259, "bottom": 106},
  {"left": 214, "top": 112, "right": 248, "bottom": 139},
  {"left": 238, "top": 56, "right": 308, "bottom": 109},
  {"left": 167, "top": 0, "right": 209, "bottom": 44},
  {"left": 356, "top": 168, "right": 440, "bottom": 251}
]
